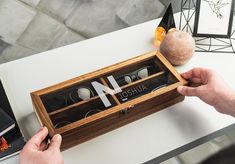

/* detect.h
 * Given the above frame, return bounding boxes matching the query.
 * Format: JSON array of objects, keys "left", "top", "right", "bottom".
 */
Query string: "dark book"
[
  {"left": 0, "top": 107, "right": 15, "bottom": 136},
  {"left": 0, "top": 80, "right": 25, "bottom": 161}
]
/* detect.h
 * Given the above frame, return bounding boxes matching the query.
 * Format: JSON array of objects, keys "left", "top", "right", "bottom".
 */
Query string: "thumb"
[
  {"left": 25, "top": 127, "right": 48, "bottom": 150},
  {"left": 47, "top": 134, "right": 62, "bottom": 152},
  {"left": 177, "top": 86, "right": 198, "bottom": 97}
]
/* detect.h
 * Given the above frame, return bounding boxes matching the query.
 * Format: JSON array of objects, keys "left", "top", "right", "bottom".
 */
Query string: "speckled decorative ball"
[{"left": 160, "top": 30, "right": 195, "bottom": 66}]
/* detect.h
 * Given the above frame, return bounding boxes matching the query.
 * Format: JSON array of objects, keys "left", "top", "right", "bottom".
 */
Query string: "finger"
[
  {"left": 189, "top": 78, "right": 202, "bottom": 84},
  {"left": 25, "top": 127, "right": 48, "bottom": 150},
  {"left": 177, "top": 86, "right": 198, "bottom": 97},
  {"left": 47, "top": 134, "right": 62, "bottom": 152},
  {"left": 181, "top": 68, "right": 204, "bottom": 80},
  {"left": 39, "top": 140, "right": 49, "bottom": 151},
  {"left": 189, "top": 82, "right": 201, "bottom": 88},
  {"left": 188, "top": 78, "right": 203, "bottom": 87}
]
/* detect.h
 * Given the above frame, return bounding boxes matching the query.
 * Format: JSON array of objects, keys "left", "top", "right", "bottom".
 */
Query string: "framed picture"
[{"left": 193, "top": 0, "right": 234, "bottom": 38}]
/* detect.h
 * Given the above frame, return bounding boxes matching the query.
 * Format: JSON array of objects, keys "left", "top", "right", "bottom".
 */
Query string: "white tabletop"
[{"left": 1, "top": 13, "right": 235, "bottom": 164}]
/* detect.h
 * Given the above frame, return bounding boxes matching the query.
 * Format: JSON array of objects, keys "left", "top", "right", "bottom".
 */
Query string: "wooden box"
[{"left": 31, "top": 51, "right": 187, "bottom": 150}]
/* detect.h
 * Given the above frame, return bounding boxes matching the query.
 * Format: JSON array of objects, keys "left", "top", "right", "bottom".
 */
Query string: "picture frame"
[{"left": 193, "top": 0, "right": 234, "bottom": 38}]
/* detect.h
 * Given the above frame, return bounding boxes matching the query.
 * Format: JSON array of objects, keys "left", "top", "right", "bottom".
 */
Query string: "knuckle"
[
  {"left": 183, "top": 87, "right": 189, "bottom": 95},
  {"left": 187, "top": 88, "right": 197, "bottom": 96},
  {"left": 180, "top": 87, "right": 187, "bottom": 95},
  {"left": 192, "top": 88, "right": 198, "bottom": 95},
  {"left": 210, "top": 85, "right": 217, "bottom": 94}
]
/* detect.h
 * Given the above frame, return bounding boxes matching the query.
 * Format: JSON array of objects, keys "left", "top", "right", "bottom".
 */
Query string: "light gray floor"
[
  {"left": 1, "top": 0, "right": 235, "bottom": 164},
  {"left": 0, "top": 0, "right": 176, "bottom": 63}
]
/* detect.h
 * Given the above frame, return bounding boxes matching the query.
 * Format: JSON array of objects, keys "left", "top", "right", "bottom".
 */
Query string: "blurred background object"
[{"left": 0, "top": 0, "right": 180, "bottom": 64}]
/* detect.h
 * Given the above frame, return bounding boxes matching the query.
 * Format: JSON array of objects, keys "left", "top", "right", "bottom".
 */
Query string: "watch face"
[
  {"left": 85, "top": 109, "right": 102, "bottom": 118},
  {"left": 54, "top": 121, "right": 71, "bottom": 129}
]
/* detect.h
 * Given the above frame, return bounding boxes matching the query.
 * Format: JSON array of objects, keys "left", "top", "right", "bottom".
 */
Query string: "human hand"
[
  {"left": 177, "top": 68, "right": 235, "bottom": 116},
  {"left": 20, "top": 127, "right": 64, "bottom": 164}
]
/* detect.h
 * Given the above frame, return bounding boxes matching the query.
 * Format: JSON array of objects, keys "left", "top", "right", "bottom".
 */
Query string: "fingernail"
[
  {"left": 177, "top": 86, "right": 183, "bottom": 93},
  {"left": 56, "top": 134, "right": 61, "bottom": 138},
  {"left": 54, "top": 134, "right": 62, "bottom": 140}
]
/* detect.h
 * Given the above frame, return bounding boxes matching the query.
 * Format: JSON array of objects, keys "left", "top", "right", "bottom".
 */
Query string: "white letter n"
[{"left": 91, "top": 76, "right": 122, "bottom": 107}]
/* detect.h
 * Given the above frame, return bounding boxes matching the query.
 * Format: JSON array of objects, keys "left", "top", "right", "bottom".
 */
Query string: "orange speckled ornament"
[
  {"left": 154, "top": 27, "right": 166, "bottom": 48},
  {"left": 160, "top": 30, "right": 195, "bottom": 66}
]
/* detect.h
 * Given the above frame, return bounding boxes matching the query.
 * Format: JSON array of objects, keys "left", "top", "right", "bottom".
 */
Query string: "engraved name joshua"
[{"left": 91, "top": 75, "right": 148, "bottom": 107}]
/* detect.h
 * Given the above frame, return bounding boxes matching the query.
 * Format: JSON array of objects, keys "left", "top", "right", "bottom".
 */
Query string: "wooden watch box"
[{"left": 31, "top": 51, "right": 187, "bottom": 150}]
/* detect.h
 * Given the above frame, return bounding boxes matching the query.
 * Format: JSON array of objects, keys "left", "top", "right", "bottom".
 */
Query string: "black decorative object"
[
  {"left": 154, "top": 3, "right": 177, "bottom": 47},
  {"left": 158, "top": 3, "right": 176, "bottom": 31},
  {"left": 179, "top": 0, "right": 235, "bottom": 53}
]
